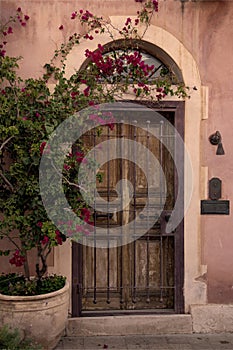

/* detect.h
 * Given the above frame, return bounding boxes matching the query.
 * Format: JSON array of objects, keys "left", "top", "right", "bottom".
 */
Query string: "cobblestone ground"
[{"left": 55, "top": 333, "right": 233, "bottom": 350}]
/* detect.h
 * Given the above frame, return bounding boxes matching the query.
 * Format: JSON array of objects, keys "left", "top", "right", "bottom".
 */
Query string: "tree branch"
[
  {"left": 0, "top": 136, "right": 14, "bottom": 153},
  {"left": 51, "top": 160, "right": 87, "bottom": 193},
  {"left": 0, "top": 231, "right": 21, "bottom": 250},
  {"left": 0, "top": 171, "right": 15, "bottom": 192}
]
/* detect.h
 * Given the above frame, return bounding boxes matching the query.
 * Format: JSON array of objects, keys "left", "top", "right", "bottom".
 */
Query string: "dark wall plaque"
[{"left": 201, "top": 200, "right": 230, "bottom": 215}]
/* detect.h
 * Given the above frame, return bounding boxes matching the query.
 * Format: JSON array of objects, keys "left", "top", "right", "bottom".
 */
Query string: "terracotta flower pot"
[{"left": 0, "top": 281, "right": 69, "bottom": 349}]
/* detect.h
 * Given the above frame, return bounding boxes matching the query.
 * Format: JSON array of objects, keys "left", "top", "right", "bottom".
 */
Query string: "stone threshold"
[{"left": 66, "top": 314, "right": 193, "bottom": 337}]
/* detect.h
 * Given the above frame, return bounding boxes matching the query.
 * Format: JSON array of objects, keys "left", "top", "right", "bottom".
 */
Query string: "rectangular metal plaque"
[{"left": 201, "top": 200, "right": 230, "bottom": 215}]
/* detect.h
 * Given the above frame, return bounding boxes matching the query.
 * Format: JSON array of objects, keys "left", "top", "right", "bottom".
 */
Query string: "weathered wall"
[{"left": 1, "top": 0, "right": 233, "bottom": 306}]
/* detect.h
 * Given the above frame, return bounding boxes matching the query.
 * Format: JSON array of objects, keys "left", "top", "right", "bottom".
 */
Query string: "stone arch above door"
[{"left": 78, "top": 38, "right": 184, "bottom": 85}]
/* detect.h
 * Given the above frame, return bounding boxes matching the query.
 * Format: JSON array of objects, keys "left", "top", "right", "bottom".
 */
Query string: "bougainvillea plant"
[{"left": 0, "top": 0, "right": 188, "bottom": 291}]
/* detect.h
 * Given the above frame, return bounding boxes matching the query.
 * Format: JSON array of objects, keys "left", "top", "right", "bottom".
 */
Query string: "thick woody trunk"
[{"left": 36, "top": 244, "right": 47, "bottom": 281}]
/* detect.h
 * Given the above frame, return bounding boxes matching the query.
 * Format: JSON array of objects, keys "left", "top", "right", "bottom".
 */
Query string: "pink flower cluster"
[
  {"left": 135, "top": 0, "right": 158, "bottom": 11},
  {"left": 63, "top": 164, "right": 71, "bottom": 171},
  {"left": 84, "top": 33, "right": 94, "bottom": 40},
  {"left": 9, "top": 250, "right": 26, "bottom": 267},
  {"left": 37, "top": 221, "right": 63, "bottom": 245},
  {"left": 83, "top": 86, "right": 90, "bottom": 96},
  {"left": 133, "top": 82, "right": 150, "bottom": 96},
  {"left": 156, "top": 87, "right": 167, "bottom": 100},
  {"left": 125, "top": 18, "right": 132, "bottom": 26},
  {"left": 89, "top": 113, "right": 106, "bottom": 125},
  {"left": 63, "top": 150, "right": 89, "bottom": 172},
  {"left": 71, "top": 11, "right": 78, "bottom": 19},
  {"left": 58, "top": 217, "right": 93, "bottom": 237},
  {"left": 81, "top": 208, "right": 92, "bottom": 224},
  {"left": 75, "top": 151, "right": 88, "bottom": 164},
  {"left": 71, "top": 9, "right": 93, "bottom": 22},
  {"left": 85, "top": 46, "right": 154, "bottom": 84},
  {"left": 80, "top": 10, "right": 93, "bottom": 22},
  {"left": 152, "top": 0, "right": 159, "bottom": 12},
  {"left": 85, "top": 44, "right": 117, "bottom": 76},
  {"left": 89, "top": 112, "right": 116, "bottom": 131},
  {"left": 67, "top": 150, "right": 88, "bottom": 164},
  {"left": 0, "top": 7, "right": 29, "bottom": 57},
  {"left": 16, "top": 7, "right": 30, "bottom": 26},
  {"left": 0, "top": 48, "right": 6, "bottom": 57},
  {"left": 40, "top": 231, "right": 63, "bottom": 245},
  {"left": 70, "top": 91, "right": 79, "bottom": 99},
  {"left": 55, "top": 230, "right": 63, "bottom": 245},
  {"left": 41, "top": 235, "right": 49, "bottom": 245},
  {"left": 39, "top": 141, "right": 51, "bottom": 155},
  {"left": 125, "top": 51, "right": 154, "bottom": 77}
]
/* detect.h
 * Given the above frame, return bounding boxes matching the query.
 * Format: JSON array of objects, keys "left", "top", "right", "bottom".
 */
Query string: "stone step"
[{"left": 66, "top": 314, "right": 193, "bottom": 337}]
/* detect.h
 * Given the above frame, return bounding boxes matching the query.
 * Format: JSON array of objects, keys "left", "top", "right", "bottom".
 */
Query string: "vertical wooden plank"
[
  {"left": 174, "top": 102, "right": 185, "bottom": 313},
  {"left": 72, "top": 242, "right": 83, "bottom": 317}
]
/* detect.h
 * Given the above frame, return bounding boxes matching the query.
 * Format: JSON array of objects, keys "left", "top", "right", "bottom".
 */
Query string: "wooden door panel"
[
  {"left": 82, "top": 246, "right": 121, "bottom": 310},
  {"left": 72, "top": 104, "right": 184, "bottom": 316}
]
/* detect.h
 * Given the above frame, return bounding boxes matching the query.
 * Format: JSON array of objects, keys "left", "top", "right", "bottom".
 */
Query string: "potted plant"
[{"left": 0, "top": 1, "right": 188, "bottom": 348}]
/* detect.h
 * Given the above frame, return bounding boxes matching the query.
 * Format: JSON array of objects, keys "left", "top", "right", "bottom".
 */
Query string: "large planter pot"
[{"left": 0, "top": 281, "right": 69, "bottom": 349}]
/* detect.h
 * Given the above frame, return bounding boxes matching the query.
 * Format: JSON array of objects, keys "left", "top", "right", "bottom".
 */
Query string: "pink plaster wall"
[{"left": 1, "top": 0, "right": 233, "bottom": 303}]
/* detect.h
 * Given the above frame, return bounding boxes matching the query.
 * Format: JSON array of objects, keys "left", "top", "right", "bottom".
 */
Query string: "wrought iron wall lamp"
[{"left": 209, "top": 131, "right": 225, "bottom": 155}]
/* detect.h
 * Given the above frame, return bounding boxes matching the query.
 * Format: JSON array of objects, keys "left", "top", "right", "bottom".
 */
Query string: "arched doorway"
[{"left": 71, "top": 41, "right": 185, "bottom": 316}]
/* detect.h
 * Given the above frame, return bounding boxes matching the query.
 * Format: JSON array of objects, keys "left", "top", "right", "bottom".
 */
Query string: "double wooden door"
[{"left": 72, "top": 102, "right": 184, "bottom": 316}]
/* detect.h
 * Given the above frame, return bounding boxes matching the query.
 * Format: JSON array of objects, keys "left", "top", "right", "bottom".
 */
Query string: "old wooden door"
[{"left": 72, "top": 102, "right": 184, "bottom": 316}]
